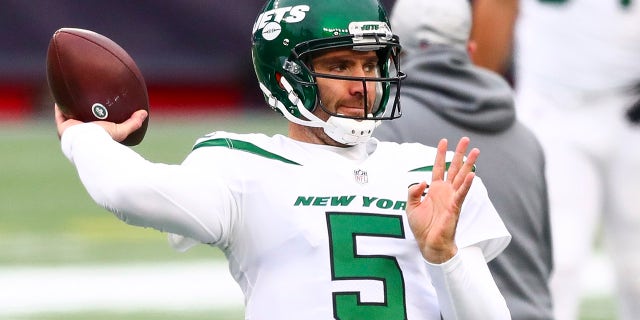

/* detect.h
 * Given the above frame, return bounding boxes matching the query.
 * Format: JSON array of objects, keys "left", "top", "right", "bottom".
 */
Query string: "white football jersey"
[
  {"left": 62, "top": 125, "right": 509, "bottom": 319},
  {"left": 179, "top": 131, "right": 509, "bottom": 319}
]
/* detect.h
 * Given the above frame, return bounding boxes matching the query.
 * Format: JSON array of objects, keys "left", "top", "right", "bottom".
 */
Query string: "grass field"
[{"left": 0, "top": 112, "right": 617, "bottom": 319}]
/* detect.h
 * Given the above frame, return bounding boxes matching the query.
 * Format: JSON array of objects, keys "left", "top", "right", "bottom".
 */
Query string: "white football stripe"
[{"left": 0, "top": 261, "right": 243, "bottom": 315}]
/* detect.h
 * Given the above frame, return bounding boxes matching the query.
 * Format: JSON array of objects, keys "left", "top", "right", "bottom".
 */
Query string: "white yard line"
[
  {"left": 0, "top": 261, "right": 243, "bottom": 316},
  {"left": 0, "top": 254, "right": 615, "bottom": 316}
]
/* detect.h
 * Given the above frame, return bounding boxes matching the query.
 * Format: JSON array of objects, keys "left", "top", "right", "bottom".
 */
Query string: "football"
[{"left": 46, "top": 28, "right": 149, "bottom": 146}]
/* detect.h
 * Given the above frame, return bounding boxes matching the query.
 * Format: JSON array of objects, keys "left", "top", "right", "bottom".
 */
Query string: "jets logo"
[
  {"left": 252, "top": 5, "right": 310, "bottom": 41},
  {"left": 91, "top": 103, "right": 108, "bottom": 120}
]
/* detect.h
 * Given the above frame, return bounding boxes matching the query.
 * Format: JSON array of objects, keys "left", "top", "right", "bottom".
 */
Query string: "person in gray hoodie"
[{"left": 374, "top": 0, "right": 554, "bottom": 319}]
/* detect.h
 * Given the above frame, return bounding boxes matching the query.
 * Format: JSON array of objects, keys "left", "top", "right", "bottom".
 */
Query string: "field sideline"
[{"left": 0, "top": 113, "right": 617, "bottom": 319}]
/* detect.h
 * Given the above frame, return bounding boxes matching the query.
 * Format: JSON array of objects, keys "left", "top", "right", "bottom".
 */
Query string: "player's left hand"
[
  {"left": 406, "top": 137, "right": 479, "bottom": 264},
  {"left": 55, "top": 104, "right": 148, "bottom": 143}
]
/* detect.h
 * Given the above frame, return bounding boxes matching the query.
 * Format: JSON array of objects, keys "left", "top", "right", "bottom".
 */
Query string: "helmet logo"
[
  {"left": 349, "top": 21, "right": 393, "bottom": 51},
  {"left": 349, "top": 21, "right": 392, "bottom": 39},
  {"left": 252, "top": 5, "right": 310, "bottom": 40},
  {"left": 262, "top": 22, "right": 282, "bottom": 41}
]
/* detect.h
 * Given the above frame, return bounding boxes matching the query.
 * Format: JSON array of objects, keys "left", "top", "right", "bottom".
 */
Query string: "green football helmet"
[{"left": 251, "top": 0, "right": 405, "bottom": 145}]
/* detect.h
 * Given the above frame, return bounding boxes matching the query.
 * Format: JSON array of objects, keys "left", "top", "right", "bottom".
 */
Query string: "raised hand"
[
  {"left": 406, "top": 137, "right": 479, "bottom": 264},
  {"left": 55, "top": 104, "right": 148, "bottom": 143}
]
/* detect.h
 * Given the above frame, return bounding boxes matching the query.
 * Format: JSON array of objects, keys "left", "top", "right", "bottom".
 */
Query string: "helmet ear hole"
[{"left": 275, "top": 73, "right": 285, "bottom": 89}]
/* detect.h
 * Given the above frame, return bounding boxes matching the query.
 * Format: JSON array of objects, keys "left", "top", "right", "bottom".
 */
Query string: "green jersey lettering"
[{"left": 326, "top": 212, "right": 407, "bottom": 320}]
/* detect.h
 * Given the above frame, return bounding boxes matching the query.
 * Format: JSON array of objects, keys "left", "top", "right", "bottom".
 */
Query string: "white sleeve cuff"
[
  {"left": 426, "top": 246, "right": 511, "bottom": 320},
  {"left": 60, "top": 123, "right": 111, "bottom": 163}
]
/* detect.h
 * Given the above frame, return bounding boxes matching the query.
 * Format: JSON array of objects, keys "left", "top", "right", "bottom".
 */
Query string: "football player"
[
  {"left": 512, "top": 1, "right": 640, "bottom": 319},
  {"left": 55, "top": 0, "right": 512, "bottom": 318}
]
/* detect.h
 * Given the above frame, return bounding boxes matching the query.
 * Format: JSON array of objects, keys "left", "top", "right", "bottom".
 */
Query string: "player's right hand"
[{"left": 55, "top": 104, "right": 148, "bottom": 143}]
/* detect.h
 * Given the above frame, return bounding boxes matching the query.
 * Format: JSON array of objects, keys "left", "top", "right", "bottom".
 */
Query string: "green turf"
[{"left": 579, "top": 295, "right": 618, "bottom": 320}]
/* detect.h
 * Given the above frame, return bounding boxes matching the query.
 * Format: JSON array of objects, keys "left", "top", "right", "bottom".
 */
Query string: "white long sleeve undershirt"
[{"left": 428, "top": 246, "right": 511, "bottom": 319}]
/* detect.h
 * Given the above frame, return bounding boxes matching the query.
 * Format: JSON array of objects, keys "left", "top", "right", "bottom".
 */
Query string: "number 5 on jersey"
[{"left": 326, "top": 212, "right": 408, "bottom": 320}]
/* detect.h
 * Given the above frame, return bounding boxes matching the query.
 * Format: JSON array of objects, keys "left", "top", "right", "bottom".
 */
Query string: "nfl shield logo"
[{"left": 353, "top": 169, "right": 368, "bottom": 184}]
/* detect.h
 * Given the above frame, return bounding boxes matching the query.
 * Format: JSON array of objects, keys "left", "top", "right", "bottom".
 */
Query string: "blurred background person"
[
  {"left": 374, "top": 0, "right": 554, "bottom": 319},
  {"left": 472, "top": 0, "right": 640, "bottom": 319},
  {"left": 468, "top": 0, "right": 518, "bottom": 83}
]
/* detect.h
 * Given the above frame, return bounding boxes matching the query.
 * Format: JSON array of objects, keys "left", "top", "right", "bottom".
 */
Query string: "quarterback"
[{"left": 55, "top": 0, "right": 511, "bottom": 319}]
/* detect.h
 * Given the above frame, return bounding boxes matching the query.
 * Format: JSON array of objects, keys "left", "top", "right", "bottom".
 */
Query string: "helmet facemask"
[
  {"left": 287, "top": 23, "right": 404, "bottom": 120},
  {"left": 300, "top": 47, "right": 396, "bottom": 121}
]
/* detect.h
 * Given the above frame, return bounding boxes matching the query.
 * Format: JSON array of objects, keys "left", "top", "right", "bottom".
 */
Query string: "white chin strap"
[
  {"left": 259, "top": 79, "right": 380, "bottom": 145},
  {"left": 324, "top": 116, "right": 379, "bottom": 145}
]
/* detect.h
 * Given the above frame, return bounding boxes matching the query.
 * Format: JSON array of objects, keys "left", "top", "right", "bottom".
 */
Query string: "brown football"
[{"left": 46, "top": 28, "right": 149, "bottom": 146}]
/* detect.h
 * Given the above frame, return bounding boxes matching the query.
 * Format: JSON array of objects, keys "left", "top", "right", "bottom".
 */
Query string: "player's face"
[{"left": 311, "top": 49, "right": 379, "bottom": 120}]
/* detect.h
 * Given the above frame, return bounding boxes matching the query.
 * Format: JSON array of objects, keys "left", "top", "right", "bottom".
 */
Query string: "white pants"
[{"left": 516, "top": 85, "right": 640, "bottom": 320}]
